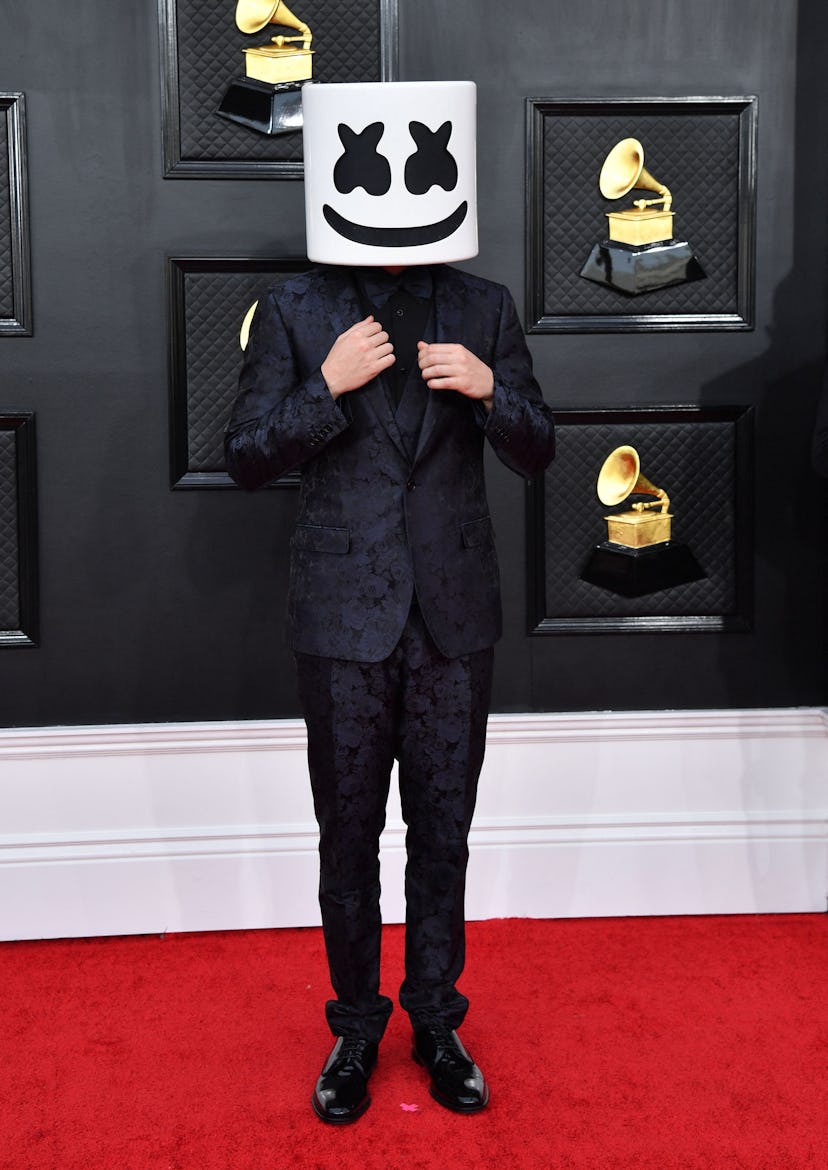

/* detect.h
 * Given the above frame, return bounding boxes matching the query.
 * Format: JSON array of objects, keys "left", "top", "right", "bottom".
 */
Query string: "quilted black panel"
[
  {"left": 535, "top": 412, "right": 747, "bottom": 623},
  {"left": 171, "top": 261, "right": 310, "bottom": 482},
  {"left": 529, "top": 100, "right": 754, "bottom": 327},
  {"left": 0, "top": 430, "right": 19, "bottom": 631},
  {"left": 0, "top": 115, "right": 12, "bottom": 320},
  {"left": 173, "top": 0, "right": 382, "bottom": 165}
]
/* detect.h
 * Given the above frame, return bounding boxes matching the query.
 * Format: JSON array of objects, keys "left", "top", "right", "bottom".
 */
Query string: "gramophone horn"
[
  {"left": 235, "top": 0, "right": 308, "bottom": 37},
  {"left": 599, "top": 138, "right": 672, "bottom": 211},
  {"left": 597, "top": 445, "right": 669, "bottom": 512}
]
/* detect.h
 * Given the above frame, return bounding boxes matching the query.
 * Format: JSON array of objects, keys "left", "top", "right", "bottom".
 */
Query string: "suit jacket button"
[{"left": 406, "top": 479, "right": 416, "bottom": 491}]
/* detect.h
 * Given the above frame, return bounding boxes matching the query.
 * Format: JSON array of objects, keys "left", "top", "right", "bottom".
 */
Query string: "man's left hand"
[{"left": 417, "top": 342, "right": 494, "bottom": 413}]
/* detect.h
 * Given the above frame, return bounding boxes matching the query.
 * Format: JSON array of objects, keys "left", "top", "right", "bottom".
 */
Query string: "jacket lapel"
[
  {"left": 393, "top": 302, "right": 434, "bottom": 461},
  {"left": 412, "top": 267, "right": 466, "bottom": 466}
]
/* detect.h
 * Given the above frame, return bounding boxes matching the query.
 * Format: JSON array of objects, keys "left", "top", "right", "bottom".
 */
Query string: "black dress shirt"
[{"left": 357, "top": 268, "right": 433, "bottom": 407}]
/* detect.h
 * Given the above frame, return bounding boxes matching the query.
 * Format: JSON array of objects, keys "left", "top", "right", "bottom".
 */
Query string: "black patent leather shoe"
[
  {"left": 312, "top": 1036, "right": 378, "bottom": 1124},
  {"left": 412, "top": 1025, "right": 489, "bottom": 1113}
]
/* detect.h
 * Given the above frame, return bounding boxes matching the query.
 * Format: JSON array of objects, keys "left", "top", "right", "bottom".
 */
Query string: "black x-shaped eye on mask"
[
  {"left": 333, "top": 122, "right": 392, "bottom": 196},
  {"left": 404, "top": 121, "right": 458, "bottom": 194}
]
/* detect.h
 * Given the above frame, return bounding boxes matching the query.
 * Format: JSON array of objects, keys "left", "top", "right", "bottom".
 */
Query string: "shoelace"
[
  {"left": 427, "top": 1026, "right": 470, "bottom": 1070},
  {"left": 335, "top": 1037, "right": 372, "bottom": 1071}
]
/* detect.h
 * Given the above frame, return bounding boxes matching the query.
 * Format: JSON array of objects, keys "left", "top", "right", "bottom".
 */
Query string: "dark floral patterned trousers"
[{"left": 295, "top": 605, "right": 493, "bottom": 1042}]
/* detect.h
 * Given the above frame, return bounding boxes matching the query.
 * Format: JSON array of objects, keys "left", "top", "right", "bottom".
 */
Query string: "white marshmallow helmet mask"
[{"left": 302, "top": 81, "right": 478, "bottom": 267}]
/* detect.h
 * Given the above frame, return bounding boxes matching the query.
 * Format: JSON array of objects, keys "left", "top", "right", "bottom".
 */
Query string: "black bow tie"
[{"left": 359, "top": 266, "right": 433, "bottom": 308}]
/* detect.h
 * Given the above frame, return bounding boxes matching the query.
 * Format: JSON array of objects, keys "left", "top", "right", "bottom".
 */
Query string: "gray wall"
[{"left": 1, "top": 0, "right": 826, "bottom": 727}]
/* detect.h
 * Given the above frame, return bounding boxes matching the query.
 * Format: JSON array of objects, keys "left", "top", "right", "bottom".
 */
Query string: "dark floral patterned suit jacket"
[{"left": 225, "top": 263, "right": 555, "bottom": 662}]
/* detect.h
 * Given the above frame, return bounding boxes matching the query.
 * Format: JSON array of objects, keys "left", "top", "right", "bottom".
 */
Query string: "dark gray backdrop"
[{"left": 0, "top": 0, "right": 826, "bottom": 726}]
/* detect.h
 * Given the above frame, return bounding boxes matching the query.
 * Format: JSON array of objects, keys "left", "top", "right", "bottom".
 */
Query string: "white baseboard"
[{"left": 1, "top": 709, "right": 826, "bottom": 940}]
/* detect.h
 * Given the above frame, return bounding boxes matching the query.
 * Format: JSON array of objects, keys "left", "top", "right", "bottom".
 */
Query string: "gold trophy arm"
[
  {"left": 271, "top": 32, "right": 312, "bottom": 49},
  {"left": 632, "top": 184, "right": 672, "bottom": 213},
  {"left": 631, "top": 487, "right": 671, "bottom": 514},
  {"left": 267, "top": 3, "right": 311, "bottom": 51},
  {"left": 269, "top": 10, "right": 311, "bottom": 52}
]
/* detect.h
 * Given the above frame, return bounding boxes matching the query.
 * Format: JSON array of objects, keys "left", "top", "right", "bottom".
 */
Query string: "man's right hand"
[{"left": 321, "top": 316, "right": 395, "bottom": 399}]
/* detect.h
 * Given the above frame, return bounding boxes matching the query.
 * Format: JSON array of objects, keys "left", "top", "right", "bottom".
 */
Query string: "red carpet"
[{"left": 1, "top": 915, "right": 826, "bottom": 1169}]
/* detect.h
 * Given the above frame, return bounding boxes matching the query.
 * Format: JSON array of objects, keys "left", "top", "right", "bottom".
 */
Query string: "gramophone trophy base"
[
  {"left": 216, "top": 78, "right": 306, "bottom": 136},
  {"left": 581, "top": 540, "right": 705, "bottom": 598},
  {"left": 580, "top": 238, "right": 705, "bottom": 296}
]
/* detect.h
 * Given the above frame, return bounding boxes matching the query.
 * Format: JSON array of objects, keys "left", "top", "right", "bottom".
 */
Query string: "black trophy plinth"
[
  {"left": 580, "top": 238, "right": 705, "bottom": 296},
  {"left": 581, "top": 541, "right": 706, "bottom": 597},
  {"left": 216, "top": 78, "right": 305, "bottom": 136}
]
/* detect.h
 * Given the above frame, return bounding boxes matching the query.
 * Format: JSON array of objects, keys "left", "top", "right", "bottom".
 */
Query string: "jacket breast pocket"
[
  {"left": 460, "top": 516, "right": 494, "bottom": 549},
  {"left": 291, "top": 524, "right": 350, "bottom": 554}
]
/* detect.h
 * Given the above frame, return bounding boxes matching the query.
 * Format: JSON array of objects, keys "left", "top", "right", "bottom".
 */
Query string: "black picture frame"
[
  {"left": 525, "top": 97, "right": 757, "bottom": 333},
  {"left": 0, "top": 94, "right": 32, "bottom": 337},
  {"left": 159, "top": 0, "right": 399, "bottom": 179},
  {"left": 0, "top": 413, "right": 38, "bottom": 647},
  {"left": 168, "top": 256, "right": 310, "bottom": 488},
  {"left": 526, "top": 406, "right": 753, "bottom": 634}
]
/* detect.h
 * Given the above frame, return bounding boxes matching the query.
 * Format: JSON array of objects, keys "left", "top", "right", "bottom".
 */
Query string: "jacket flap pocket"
[
  {"left": 461, "top": 516, "right": 494, "bottom": 549},
  {"left": 291, "top": 524, "right": 350, "bottom": 554}
]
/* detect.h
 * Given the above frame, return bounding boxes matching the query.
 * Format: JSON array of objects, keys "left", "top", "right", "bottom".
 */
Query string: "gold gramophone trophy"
[
  {"left": 580, "top": 445, "right": 704, "bottom": 596},
  {"left": 580, "top": 138, "right": 705, "bottom": 295},
  {"left": 217, "top": 0, "right": 314, "bottom": 136}
]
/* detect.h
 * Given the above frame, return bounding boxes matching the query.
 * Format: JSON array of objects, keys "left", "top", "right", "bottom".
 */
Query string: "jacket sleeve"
[
  {"left": 480, "top": 286, "right": 556, "bottom": 480},
  {"left": 223, "top": 289, "right": 350, "bottom": 491}
]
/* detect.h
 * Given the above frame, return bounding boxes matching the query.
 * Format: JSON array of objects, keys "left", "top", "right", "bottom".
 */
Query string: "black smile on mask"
[{"left": 322, "top": 201, "right": 468, "bottom": 247}]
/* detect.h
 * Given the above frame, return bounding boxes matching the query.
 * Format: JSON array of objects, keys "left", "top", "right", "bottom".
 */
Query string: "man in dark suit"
[{"left": 225, "top": 82, "right": 555, "bottom": 1124}]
